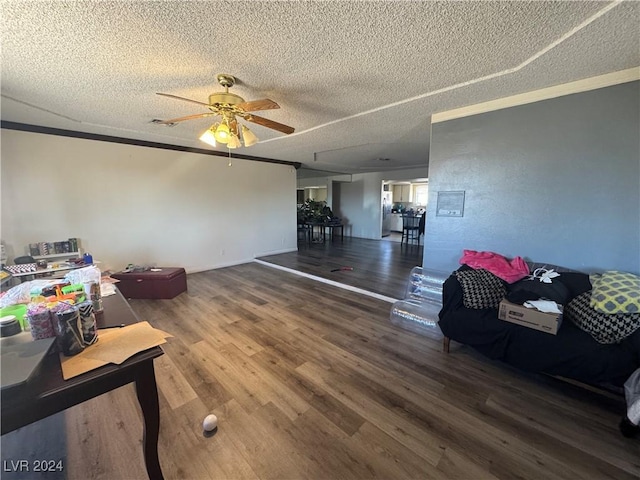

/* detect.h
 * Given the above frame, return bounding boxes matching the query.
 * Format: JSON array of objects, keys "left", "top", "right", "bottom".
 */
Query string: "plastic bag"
[
  {"left": 625, "top": 368, "right": 640, "bottom": 426},
  {"left": 0, "top": 279, "right": 66, "bottom": 308},
  {"left": 620, "top": 368, "right": 640, "bottom": 437},
  {"left": 64, "top": 265, "right": 101, "bottom": 285}
]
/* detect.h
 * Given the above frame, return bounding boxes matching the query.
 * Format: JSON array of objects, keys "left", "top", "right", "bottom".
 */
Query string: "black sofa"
[{"left": 438, "top": 264, "right": 640, "bottom": 388}]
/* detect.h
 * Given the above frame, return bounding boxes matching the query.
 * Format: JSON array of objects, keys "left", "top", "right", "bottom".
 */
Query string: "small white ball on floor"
[{"left": 203, "top": 414, "right": 218, "bottom": 432}]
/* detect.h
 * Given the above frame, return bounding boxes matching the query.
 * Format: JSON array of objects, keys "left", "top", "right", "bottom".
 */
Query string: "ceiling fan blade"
[
  {"left": 158, "top": 112, "right": 216, "bottom": 124},
  {"left": 244, "top": 114, "right": 295, "bottom": 134},
  {"left": 237, "top": 98, "right": 280, "bottom": 112},
  {"left": 156, "top": 92, "right": 210, "bottom": 107}
]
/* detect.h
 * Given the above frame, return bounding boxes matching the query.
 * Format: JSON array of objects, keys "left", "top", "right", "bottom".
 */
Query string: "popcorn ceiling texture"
[{"left": 1, "top": 1, "right": 638, "bottom": 173}]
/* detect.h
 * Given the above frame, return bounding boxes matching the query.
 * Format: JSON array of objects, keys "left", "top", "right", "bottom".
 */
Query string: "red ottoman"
[{"left": 111, "top": 267, "right": 187, "bottom": 299}]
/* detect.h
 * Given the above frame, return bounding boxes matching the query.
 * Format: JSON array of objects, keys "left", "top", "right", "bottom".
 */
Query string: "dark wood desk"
[{"left": 1, "top": 292, "right": 165, "bottom": 480}]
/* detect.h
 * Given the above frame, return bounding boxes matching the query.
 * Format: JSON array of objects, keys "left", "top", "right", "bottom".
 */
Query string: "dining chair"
[{"left": 401, "top": 214, "right": 421, "bottom": 246}]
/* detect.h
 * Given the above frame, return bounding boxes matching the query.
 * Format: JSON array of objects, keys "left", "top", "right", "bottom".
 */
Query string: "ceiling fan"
[{"left": 156, "top": 73, "right": 295, "bottom": 148}]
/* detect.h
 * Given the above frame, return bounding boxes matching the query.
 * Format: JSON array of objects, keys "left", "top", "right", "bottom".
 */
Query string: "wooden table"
[
  {"left": 306, "top": 221, "right": 327, "bottom": 243},
  {"left": 304, "top": 221, "right": 344, "bottom": 243},
  {"left": 324, "top": 223, "right": 344, "bottom": 241},
  {"left": 1, "top": 291, "right": 165, "bottom": 479}
]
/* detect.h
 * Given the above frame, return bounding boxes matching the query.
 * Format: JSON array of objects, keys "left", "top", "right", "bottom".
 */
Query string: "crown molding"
[
  {"left": 0, "top": 121, "right": 302, "bottom": 169},
  {"left": 432, "top": 67, "right": 640, "bottom": 124}
]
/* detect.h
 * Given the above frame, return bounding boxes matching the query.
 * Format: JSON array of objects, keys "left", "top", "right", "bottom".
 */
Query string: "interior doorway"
[{"left": 381, "top": 178, "right": 428, "bottom": 243}]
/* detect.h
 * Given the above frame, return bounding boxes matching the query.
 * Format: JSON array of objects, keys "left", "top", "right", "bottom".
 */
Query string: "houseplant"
[{"left": 297, "top": 199, "right": 333, "bottom": 224}]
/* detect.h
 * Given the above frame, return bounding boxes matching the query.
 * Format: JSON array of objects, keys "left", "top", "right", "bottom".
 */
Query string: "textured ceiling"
[{"left": 1, "top": 1, "right": 638, "bottom": 174}]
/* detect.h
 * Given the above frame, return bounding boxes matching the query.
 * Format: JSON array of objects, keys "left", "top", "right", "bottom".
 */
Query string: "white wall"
[
  {"left": 334, "top": 167, "right": 428, "bottom": 239},
  {"left": 297, "top": 173, "right": 351, "bottom": 208},
  {"left": 1, "top": 129, "right": 298, "bottom": 272},
  {"left": 301, "top": 187, "right": 327, "bottom": 202}
]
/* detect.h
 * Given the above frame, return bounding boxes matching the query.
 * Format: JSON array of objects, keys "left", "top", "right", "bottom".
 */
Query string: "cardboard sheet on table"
[{"left": 59, "top": 321, "right": 172, "bottom": 380}]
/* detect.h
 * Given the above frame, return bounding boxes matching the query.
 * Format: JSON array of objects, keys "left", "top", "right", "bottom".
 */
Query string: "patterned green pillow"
[{"left": 590, "top": 271, "right": 640, "bottom": 314}]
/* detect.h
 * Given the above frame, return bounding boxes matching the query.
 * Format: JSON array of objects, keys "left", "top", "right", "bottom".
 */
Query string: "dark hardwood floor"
[
  {"left": 3, "top": 241, "right": 638, "bottom": 479},
  {"left": 257, "top": 236, "right": 424, "bottom": 300}
]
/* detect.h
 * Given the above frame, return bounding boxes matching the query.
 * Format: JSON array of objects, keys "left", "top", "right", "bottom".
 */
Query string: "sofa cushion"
[
  {"left": 566, "top": 290, "right": 640, "bottom": 344},
  {"left": 507, "top": 274, "right": 570, "bottom": 305},
  {"left": 590, "top": 271, "right": 640, "bottom": 314},
  {"left": 454, "top": 268, "right": 506, "bottom": 309},
  {"left": 524, "top": 263, "right": 592, "bottom": 299},
  {"left": 554, "top": 271, "right": 593, "bottom": 300}
]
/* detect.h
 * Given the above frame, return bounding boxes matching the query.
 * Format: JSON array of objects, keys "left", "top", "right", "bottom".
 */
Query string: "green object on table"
[
  {"left": 61, "top": 283, "right": 87, "bottom": 303},
  {"left": 62, "top": 283, "right": 84, "bottom": 294},
  {"left": 0, "top": 304, "right": 28, "bottom": 330}
]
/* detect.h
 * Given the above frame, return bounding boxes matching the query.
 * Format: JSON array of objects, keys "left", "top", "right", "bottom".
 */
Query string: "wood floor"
[
  {"left": 2, "top": 247, "right": 639, "bottom": 479},
  {"left": 258, "top": 236, "right": 424, "bottom": 300}
]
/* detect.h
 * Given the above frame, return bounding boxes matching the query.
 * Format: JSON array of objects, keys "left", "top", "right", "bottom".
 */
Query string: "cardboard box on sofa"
[{"left": 498, "top": 300, "right": 562, "bottom": 335}]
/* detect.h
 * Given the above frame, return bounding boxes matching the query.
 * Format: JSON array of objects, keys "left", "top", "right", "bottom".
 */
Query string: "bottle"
[{"left": 83, "top": 252, "right": 93, "bottom": 264}]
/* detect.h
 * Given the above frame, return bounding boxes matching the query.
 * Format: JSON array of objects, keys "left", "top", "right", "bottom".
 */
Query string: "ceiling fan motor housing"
[{"left": 208, "top": 92, "right": 245, "bottom": 108}]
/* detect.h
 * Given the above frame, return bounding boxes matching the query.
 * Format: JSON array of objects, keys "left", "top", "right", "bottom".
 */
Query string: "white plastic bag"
[
  {"left": 64, "top": 265, "right": 101, "bottom": 285},
  {"left": 625, "top": 368, "right": 640, "bottom": 426},
  {"left": 0, "top": 279, "right": 65, "bottom": 307}
]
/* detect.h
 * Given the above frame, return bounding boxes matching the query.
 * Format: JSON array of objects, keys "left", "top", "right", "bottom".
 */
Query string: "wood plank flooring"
[
  {"left": 3, "top": 262, "right": 638, "bottom": 479},
  {"left": 258, "top": 237, "right": 424, "bottom": 299}
]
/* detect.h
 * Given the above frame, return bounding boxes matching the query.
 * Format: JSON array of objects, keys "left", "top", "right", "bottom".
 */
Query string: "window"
[{"left": 413, "top": 184, "right": 428, "bottom": 206}]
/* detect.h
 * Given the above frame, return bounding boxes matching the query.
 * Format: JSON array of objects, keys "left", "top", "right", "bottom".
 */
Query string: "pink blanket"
[{"left": 459, "top": 249, "right": 529, "bottom": 283}]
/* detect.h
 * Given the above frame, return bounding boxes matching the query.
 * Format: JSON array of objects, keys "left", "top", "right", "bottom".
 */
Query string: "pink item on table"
[{"left": 459, "top": 249, "right": 529, "bottom": 283}]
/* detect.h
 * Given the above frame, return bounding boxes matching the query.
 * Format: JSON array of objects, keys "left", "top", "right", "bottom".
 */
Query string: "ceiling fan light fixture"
[
  {"left": 227, "top": 133, "right": 241, "bottom": 149},
  {"left": 199, "top": 124, "right": 218, "bottom": 147},
  {"left": 157, "top": 73, "right": 294, "bottom": 148},
  {"left": 214, "top": 121, "right": 231, "bottom": 143},
  {"left": 241, "top": 124, "right": 258, "bottom": 147}
]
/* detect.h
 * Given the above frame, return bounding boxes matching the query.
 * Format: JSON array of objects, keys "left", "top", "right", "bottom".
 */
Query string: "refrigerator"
[{"left": 381, "top": 190, "right": 392, "bottom": 237}]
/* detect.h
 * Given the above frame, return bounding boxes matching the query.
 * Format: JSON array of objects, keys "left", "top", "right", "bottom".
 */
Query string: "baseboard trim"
[{"left": 185, "top": 259, "right": 253, "bottom": 274}]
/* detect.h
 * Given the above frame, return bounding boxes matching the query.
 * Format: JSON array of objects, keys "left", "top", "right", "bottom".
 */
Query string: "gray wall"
[{"left": 423, "top": 81, "right": 640, "bottom": 276}]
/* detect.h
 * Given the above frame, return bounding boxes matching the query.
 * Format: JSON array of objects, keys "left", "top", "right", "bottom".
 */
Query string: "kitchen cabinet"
[{"left": 392, "top": 185, "right": 411, "bottom": 203}]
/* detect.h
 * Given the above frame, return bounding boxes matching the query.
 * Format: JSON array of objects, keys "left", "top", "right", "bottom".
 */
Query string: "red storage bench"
[{"left": 111, "top": 267, "right": 187, "bottom": 299}]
